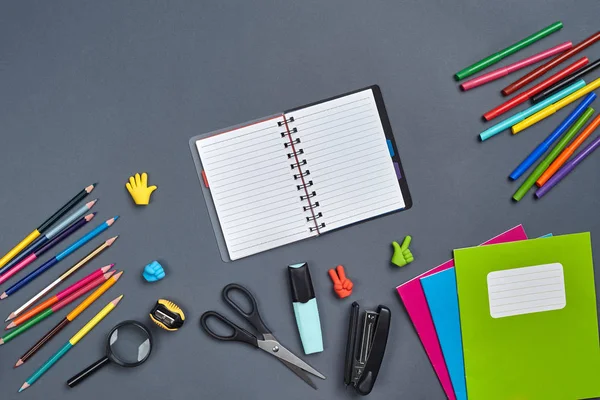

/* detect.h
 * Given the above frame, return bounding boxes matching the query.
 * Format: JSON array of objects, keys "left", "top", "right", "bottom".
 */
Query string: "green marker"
[
  {"left": 455, "top": 21, "right": 563, "bottom": 81},
  {"left": 513, "top": 107, "right": 594, "bottom": 201}
]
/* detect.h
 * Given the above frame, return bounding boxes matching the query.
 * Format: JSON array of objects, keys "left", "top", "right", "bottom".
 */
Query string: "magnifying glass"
[{"left": 67, "top": 320, "right": 153, "bottom": 388}]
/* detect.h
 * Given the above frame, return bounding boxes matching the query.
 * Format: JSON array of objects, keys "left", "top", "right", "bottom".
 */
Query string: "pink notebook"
[{"left": 396, "top": 225, "right": 528, "bottom": 400}]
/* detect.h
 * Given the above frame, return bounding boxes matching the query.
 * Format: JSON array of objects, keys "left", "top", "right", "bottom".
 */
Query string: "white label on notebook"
[{"left": 487, "top": 263, "right": 566, "bottom": 319}]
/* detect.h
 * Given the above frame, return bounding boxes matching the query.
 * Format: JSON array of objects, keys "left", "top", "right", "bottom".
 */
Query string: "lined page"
[
  {"left": 196, "top": 116, "right": 315, "bottom": 260},
  {"left": 285, "top": 89, "right": 404, "bottom": 233}
]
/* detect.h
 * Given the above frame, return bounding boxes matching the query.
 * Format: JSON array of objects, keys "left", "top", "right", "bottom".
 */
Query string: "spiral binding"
[
  {"left": 309, "top": 223, "right": 325, "bottom": 232},
  {"left": 303, "top": 201, "right": 320, "bottom": 211},
  {"left": 277, "top": 117, "right": 295, "bottom": 126},
  {"left": 291, "top": 160, "right": 307, "bottom": 169},
  {"left": 287, "top": 149, "right": 304, "bottom": 158},
  {"left": 284, "top": 138, "right": 301, "bottom": 148},
  {"left": 280, "top": 127, "right": 298, "bottom": 138},
  {"left": 293, "top": 170, "right": 310, "bottom": 179},
  {"left": 300, "top": 191, "right": 317, "bottom": 200},
  {"left": 297, "top": 180, "right": 313, "bottom": 190},
  {"left": 306, "top": 212, "right": 323, "bottom": 222}
]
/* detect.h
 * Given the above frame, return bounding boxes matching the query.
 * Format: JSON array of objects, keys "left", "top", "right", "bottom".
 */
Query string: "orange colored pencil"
[{"left": 536, "top": 114, "right": 600, "bottom": 187}]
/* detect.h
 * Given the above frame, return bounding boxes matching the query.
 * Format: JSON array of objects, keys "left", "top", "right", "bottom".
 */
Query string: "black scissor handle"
[
  {"left": 222, "top": 283, "right": 270, "bottom": 336},
  {"left": 200, "top": 311, "right": 258, "bottom": 347}
]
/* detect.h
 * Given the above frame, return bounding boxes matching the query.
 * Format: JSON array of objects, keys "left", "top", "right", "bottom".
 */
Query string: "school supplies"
[
  {"left": 420, "top": 269, "right": 466, "bottom": 400},
  {"left": 6, "top": 269, "right": 114, "bottom": 330},
  {"left": 126, "top": 173, "right": 157, "bottom": 205},
  {"left": 149, "top": 299, "right": 185, "bottom": 331},
  {"left": 454, "top": 21, "right": 563, "bottom": 81},
  {"left": 483, "top": 57, "right": 589, "bottom": 121},
  {"left": 513, "top": 108, "right": 594, "bottom": 201},
  {"left": 0, "top": 200, "right": 97, "bottom": 276},
  {"left": 509, "top": 93, "right": 596, "bottom": 180},
  {"left": 513, "top": 77, "right": 600, "bottom": 133},
  {"left": 502, "top": 31, "right": 600, "bottom": 95},
  {"left": 19, "top": 295, "right": 122, "bottom": 392},
  {"left": 328, "top": 265, "right": 353, "bottom": 299},
  {"left": 0, "top": 271, "right": 115, "bottom": 344},
  {"left": 537, "top": 114, "right": 600, "bottom": 186},
  {"left": 5, "top": 236, "right": 118, "bottom": 321},
  {"left": 396, "top": 225, "right": 528, "bottom": 400},
  {"left": 479, "top": 80, "right": 585, "bottom": 141},
  {"left": 532, "top": 57, "right": 600, "bottom": 103},
  {"left": 344, "top": 302, "right": 391, "bottom": 396},
  {"left": 288, "top": 262, "right": 323, "bottom": 354},
  {"left": 15, "top": 271, "right": 123, "bottom": 367},
  {"left": 2, "top": 216, "right": 118, "bottom": 296},
  {"left": 190, "top": 86, "right": 411, "bottom": 261},
  {"left": 0, "top": 183, "right": 96, "bottom": 270},
  {"left": 200, "top": 284, "right": 326, "bottom": 389},
  {"left": 0, "top": 213, "right": 96, "bottom": 286},
  {"left": 460, "top": 41, "right": 572, "bottom": 91},
  {"left": 454, "top": 233, "right": 600, "bottom": 400},
  {"left": 67, "top": 321, "right": 153, "bottom": 387},
  {"left": 536, "top": 135, "right": 600, "bottom": 198},
  {"left": 391, "top": 236, "right": 414, "bottom": 267},
  {"left": 142, "top": 260, "right": 165, "bottom": 282}
]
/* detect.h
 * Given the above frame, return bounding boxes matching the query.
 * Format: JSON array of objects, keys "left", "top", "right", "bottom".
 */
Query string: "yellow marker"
[{"left": 512, "top": 77, "right": 600, "bottom": 134}]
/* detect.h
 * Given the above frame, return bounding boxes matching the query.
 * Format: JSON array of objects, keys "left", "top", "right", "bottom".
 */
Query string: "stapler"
[{"left": 344, "top": 302, "right": 391, "bottom": 396}]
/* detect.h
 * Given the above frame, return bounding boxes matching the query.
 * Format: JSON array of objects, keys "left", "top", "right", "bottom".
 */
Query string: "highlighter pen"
[
  {"left": 535, "top": 135, "right": 600, "bottom": 198},
  {"left": 479, "top": 80, "right": 585, "bottom": 142},
  {"left": 509, "top": 93, "right": 596, "bottom": 180},
  {"left": 513, "top": 77, "right": 600, "bottom": 134},
  {"left": 460, "top": 42, "right": 572, "bottom": 91},
  {"left": 532, "top": 58, "right": 600, "bottom": 103},
  {"left": 454, "top": 21, "right": 563, "bottom": 81},
  {"left": 512, "top": 108, "right": 594, "bottom": 201},
  {"left": 288, "top": 262, "right": 323, "bottom": 355}
]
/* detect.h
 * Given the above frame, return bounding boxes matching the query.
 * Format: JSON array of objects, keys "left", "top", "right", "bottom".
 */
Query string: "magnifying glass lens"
[{"left": 109, "top": 324, "right": 152, "bottom": 365}]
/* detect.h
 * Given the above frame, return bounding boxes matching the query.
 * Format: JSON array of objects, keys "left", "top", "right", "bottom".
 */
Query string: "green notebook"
[{"left": 454, "top": 233, "right": 600, "bottom": 400}]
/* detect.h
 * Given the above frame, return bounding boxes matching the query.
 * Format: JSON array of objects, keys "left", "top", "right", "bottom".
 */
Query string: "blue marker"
[
  {"left": 479, "top": 80, "right": 586, "bottom": 141},
  {"left": 509, "top": 93, "right": 597, "bottom": 180},
  {"left": 288, "top": 262, "right": 323, "bottom": 354},
  {"left": 1, "top": 217, "right": 118, "bottom": 298}
]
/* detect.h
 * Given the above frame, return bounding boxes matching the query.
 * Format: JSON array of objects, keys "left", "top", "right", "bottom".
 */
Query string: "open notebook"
[{"left": 190, "top": 86, "right": 412, "bottom": 261}]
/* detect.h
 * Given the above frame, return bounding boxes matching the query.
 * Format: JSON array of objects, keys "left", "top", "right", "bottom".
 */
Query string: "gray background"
[{"left": 1, "top": 1, "right": 599, "bottom": 399}]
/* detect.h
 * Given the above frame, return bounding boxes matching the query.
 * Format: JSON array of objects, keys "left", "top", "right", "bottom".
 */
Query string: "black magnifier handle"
[{"left": 67, "top": 356, "right": 111, "bottom": 388}]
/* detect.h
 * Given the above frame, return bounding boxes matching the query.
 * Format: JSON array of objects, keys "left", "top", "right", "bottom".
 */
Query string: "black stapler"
[{"left": 344, "top": 302, "right": 391, "bottom": 395}]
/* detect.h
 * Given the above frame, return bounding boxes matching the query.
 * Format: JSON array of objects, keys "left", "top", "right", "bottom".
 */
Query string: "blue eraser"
[
  {"left": 143, "top": 260, "right": 165, "bottom": 282},
  {"left": 288, "top": 263, "right": 323, "bottom": 354}
]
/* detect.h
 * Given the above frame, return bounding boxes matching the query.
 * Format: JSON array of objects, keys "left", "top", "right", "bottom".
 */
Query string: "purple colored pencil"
[{"left": 536, "top": 135, "right": 600, "bottom": 198}]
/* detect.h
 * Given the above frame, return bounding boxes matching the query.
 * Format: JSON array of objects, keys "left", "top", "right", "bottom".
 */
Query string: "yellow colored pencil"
[{"left": 512, "top": 77, "right": 600, "bottom": 133}]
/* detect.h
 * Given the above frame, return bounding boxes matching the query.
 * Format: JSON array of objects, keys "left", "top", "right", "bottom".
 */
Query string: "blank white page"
[
  {"left": 196, "top": 116, "right": 316, "bottom": 260},
  {"left": 285, "top": 89, "right": 405, "bottom": 233}
]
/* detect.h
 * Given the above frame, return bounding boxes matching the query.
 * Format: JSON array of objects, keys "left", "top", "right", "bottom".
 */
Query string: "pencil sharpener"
[{"left": 149, "top": 299, "right": 185, "bottom": 331}]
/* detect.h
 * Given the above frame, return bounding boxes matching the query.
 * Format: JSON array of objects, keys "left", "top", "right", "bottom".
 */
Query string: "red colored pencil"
[
  {"left": 484, "top": 57, "right": 589, "bottom": 121},
  {"left": 6, "top": 269, "right": 113, "bottom": 329}
]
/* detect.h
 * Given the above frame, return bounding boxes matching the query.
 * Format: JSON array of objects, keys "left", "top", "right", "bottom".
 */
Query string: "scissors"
[{"left": 200, "top": 283, "right": 326, "bottom": 389}]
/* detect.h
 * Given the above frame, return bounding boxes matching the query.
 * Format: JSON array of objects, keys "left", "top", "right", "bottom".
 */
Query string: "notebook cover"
[
  {"left": 420, "top": 268, "right": 467, "bottom": 400},
  {"left": 395, "top": 225, "right": 528, "bottom": 400},
  {"left": 454, "top": 233, "right": 600, "bottom": 400}
]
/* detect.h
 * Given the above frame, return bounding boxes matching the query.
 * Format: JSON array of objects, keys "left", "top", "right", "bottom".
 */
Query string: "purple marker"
[{"left": 536, "top": 135, "right": 600, "bottom": 198}]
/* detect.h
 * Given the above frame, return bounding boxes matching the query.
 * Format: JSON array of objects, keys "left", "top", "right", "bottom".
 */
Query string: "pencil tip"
[
  {"left": 86, "top": 183, "right": 97, "bottom": 193},
  {"left": 113, "top": 271, "right": 124, "bottom": 280},
  {"left": 5, "top": 313, "right": 14, "bottom": 322},
  {"left": 0, "top": 293, "right": 7, "bottom": 300},
  {"left": 15, "top": 359, "right": 23, "bottom": 368},
  {"left": 112, "top": 294, "right": 124, "bottom": 305},
  {"left": 0, "top": 338, "right": 4, "bottom": 345},
  {"left": 101, "top": 264, "right": 113, "bottom": 273},
  {"left": 106, "top": 216, "right": 119, "bottom": 226},
  {"left": 85, "top": 213, "right": 96, "bottom": 221},
  {"left": 104, "top": 270, "right": 116, "bottom": 279},
  {"left": 19, "top": 382, "right": 29, "bottom": 392},
  {"left": 106, "top": 236, "right": 119, "bottom": 246},
  {"left": 6, "top": 322, "right": 15, "bottom": 329}
]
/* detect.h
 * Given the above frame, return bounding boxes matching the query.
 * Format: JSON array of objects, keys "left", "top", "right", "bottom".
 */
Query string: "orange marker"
[
  {"left": 536, "top": 114, "right": 600, "bottom": 187},
  {"left": 328, "top": 265, "right": 353, "bottom": 299}
]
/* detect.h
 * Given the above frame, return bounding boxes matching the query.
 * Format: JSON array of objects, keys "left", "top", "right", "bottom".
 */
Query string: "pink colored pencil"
[{"left": 460, "top": 41, "right": 572, "bottom": 91}]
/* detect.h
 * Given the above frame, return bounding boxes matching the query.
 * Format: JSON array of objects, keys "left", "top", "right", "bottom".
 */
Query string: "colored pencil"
[
  {"left": 460, "top": 42, "right": 572, "bottom": 91},
  {"left": 18, "top": 295, "right": 122, "bottom": 392},
  {"left": 15, "top": 271, "right": 123, "bottom": 367},
  {"left": 483, "top": 57, "right": 589, "bottom": 120},
  {"left": 536, "top": 114, "right": 600, "bottom": 186},
  {"left": 5, "top": 236, "right": 119, "bottom": 321},
  {"left": 512, "top": 77, "right": 600, "bottom": 134},
  {"left": 479, "top": 80, "right": 585, "bottom": 141},
  {"left": 454, "top": 21, "right": 563, "bottom": 81},
  {"left": 513, "top": 108, "right": 594, "bottom": 201},
  {"left": 1, "top": 217, "right": 118, "bottom": 297},
  {"left": 509, "top": 93, "right": 597, "bottom": 180},
  {"left": 0, "top": 183, "right": 96, "bottom": 270},
  {"left": 532, "top": 58, "right": 600, "bottom": 103},
  {"left": 502, "top": 31, "right": 600, "bottom": 95},
  {"left": 0, "top": 271, "right": 114, "bottom": 343},
  {"left": 535, "top": 135, "right": 600, "bottom": 198},
  {"left": 0, "top": 200, "right": 97, "bottom": 276},
  {"left": 0, "top": 213, "right": 96, "bottom": 286},
  {"left": 6, "top": 267, "right": 114, "bottom": 329}
]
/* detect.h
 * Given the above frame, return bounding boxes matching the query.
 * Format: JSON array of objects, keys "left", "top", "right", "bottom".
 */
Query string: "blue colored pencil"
[{"left": 1, "top": 217, "right": 118, "bottom": 298}]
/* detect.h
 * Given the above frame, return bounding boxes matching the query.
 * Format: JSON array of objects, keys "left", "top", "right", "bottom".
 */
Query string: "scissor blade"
[
  {"left": 258, "top": 339, "right": 326, "bottom": 380},
  {"left": 277, "top": 358, "right": 317, "bottom": 389}
]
